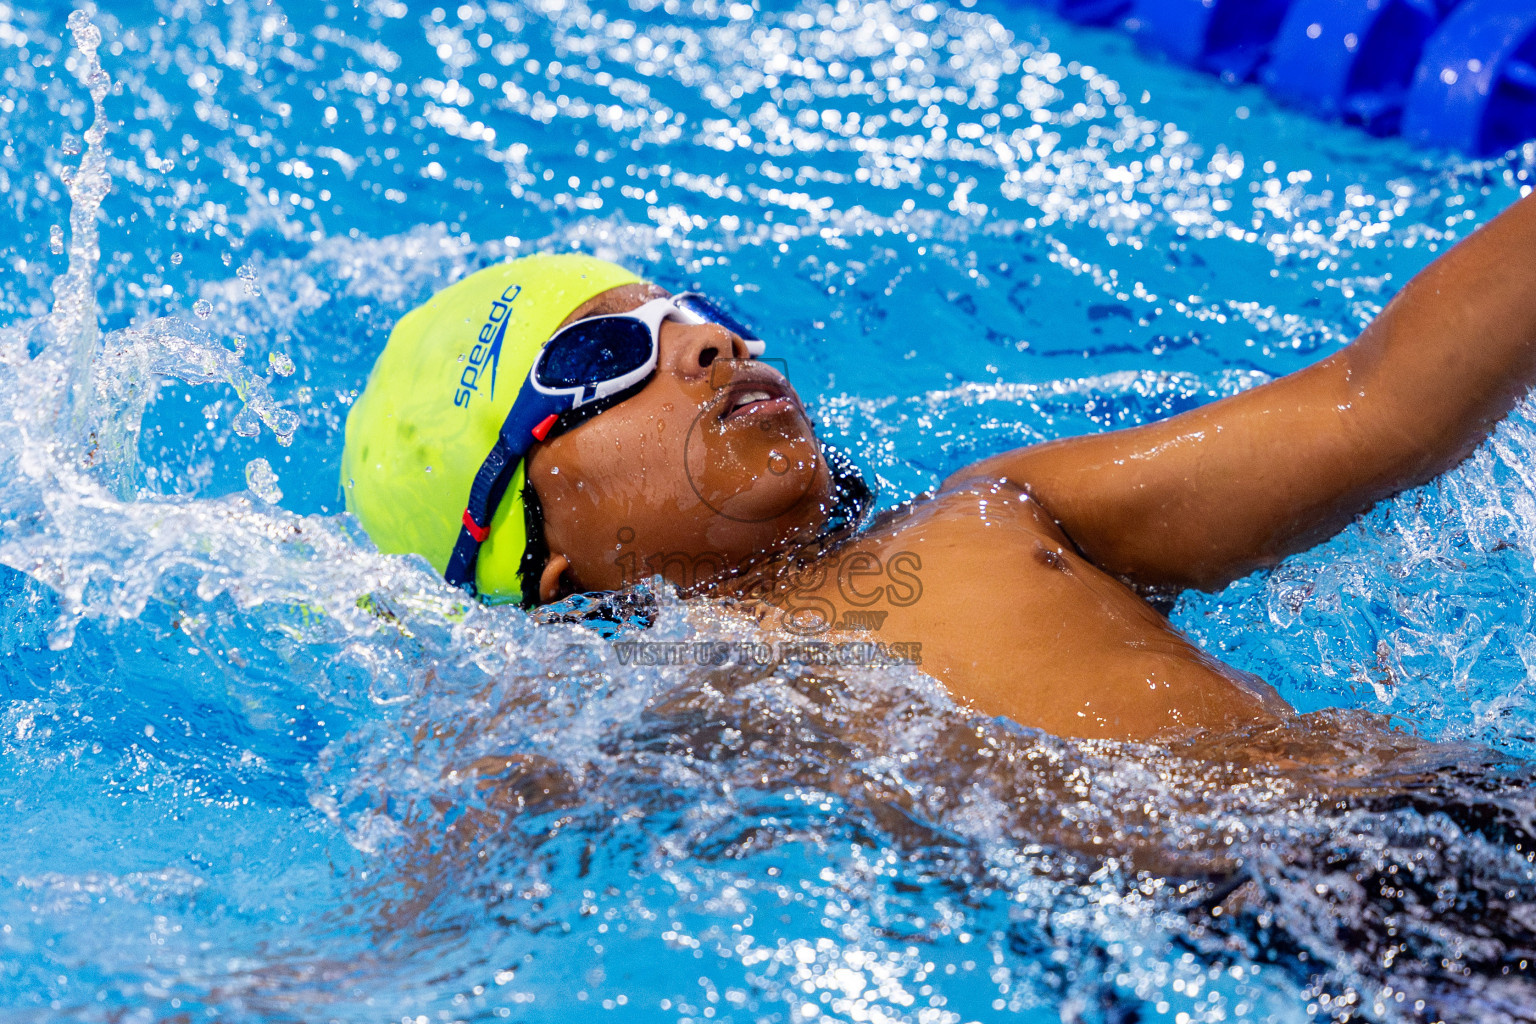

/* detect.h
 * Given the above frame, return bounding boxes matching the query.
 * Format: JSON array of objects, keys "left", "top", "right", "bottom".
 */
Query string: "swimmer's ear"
[{"left": 538, "top": 553, "right": 573, "bottom": 604}]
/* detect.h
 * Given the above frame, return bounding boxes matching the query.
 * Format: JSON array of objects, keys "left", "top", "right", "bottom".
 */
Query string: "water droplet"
[
  {"left": 269, "top": 351, "right": 295, "bottom": 376},
  {"left": 47, "top": 613, "right": 77, "bottom": 651},
  {"left": 244, "top": 457, "right": 283, "bottom": 504},
  {"left": 61, "top": 134, "right": 80, "bottom": 156},
  {"left": 236, "top": 264, "right": 262, "bottom": 297},
  {"left": 49, "top": 225, "right": 64, "bottom": 255},
  {"left": 67, "top": 10, "right": 101, "bottom": 52},
  {"left": 170, "top": 251, "right": 183, "bottom": 265},
  {"left": 192, "top": 299, "right": 213, "bottom": 319},
  {"left": 231, "top": 405, "right": 260, "bottom": 438}
]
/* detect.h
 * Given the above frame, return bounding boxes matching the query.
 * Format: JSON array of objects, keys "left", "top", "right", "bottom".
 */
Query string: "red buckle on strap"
[
  {"left": 461, "top": 509, "right": 490, "bottom": 543},
  {"left": 531, "top": 413, "right": 559, "bottom": 441}
]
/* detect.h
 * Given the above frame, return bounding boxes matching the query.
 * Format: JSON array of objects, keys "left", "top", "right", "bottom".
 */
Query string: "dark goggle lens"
[
  {"left": 675, "top": 293, "right": 760, "bottom": 342},
  {"left": 537, "top": 317, "right": 655, "bottom": 389}
]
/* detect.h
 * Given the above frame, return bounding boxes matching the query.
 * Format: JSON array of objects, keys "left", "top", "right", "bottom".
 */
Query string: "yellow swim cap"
[{"left": 341, "top": 253, "right": 642, "bottom": 603}]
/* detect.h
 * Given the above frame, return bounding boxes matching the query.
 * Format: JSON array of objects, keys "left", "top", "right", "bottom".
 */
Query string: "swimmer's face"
[{"left": 523, "top": 283, "right": 834, "bottom": 602}]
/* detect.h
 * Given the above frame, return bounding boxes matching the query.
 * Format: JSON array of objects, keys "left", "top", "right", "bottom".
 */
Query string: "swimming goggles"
[{"left": 444, "top": 292, "right": 766, "bottom": 591}]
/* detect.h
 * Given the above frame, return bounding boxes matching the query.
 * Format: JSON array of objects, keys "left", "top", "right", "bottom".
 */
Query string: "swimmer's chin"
[
  {"left": 739, "top": 468, "right": 836, "bottom": 535},
  {"left": 707, "top": 492, "right": 824, "bottom": 530},
  {"left": 687, "top": 435, "right": 828, "bottom": 526}
]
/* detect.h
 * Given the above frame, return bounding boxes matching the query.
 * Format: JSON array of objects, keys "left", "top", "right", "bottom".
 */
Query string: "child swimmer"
[{"left": 342, "top": 192, "right": 1536, "bottom": 743}]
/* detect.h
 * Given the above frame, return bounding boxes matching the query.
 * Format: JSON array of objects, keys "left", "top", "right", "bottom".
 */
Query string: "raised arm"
[{"left": 948, "top": 190, "right": 1536, "bottom": 592}]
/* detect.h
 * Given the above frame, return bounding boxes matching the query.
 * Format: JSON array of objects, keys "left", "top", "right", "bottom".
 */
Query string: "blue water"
[{"left": 2, "top": 1, "right": 1536, "bottom": 1021}]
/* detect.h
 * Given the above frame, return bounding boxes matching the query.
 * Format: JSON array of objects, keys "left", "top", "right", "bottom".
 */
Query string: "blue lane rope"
[{"left": 1011, "top": 0, "right": 1536, "bottom": 156}]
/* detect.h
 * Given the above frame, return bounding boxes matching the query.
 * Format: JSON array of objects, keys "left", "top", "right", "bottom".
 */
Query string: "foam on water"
[{"left": 1, "top": 2, "right": 1535, "bottom": 1022}]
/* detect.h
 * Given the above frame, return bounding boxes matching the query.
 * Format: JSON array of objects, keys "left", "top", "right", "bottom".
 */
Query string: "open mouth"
[{"left": 717, "top": 371, "right": 797, "bottom": 422}]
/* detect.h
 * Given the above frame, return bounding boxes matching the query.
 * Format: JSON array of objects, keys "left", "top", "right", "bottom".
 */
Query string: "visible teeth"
[{"left": 732, "top": 389, "right": 772, "bottom": 410}]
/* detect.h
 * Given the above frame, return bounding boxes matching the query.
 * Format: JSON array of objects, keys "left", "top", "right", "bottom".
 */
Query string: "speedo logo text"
[{"left": 454, "top": 283, "right": 521, "bottom": 409}]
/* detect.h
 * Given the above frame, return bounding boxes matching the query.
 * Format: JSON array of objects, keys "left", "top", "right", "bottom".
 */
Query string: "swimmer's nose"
[{"left": 659, "top": 320, "right": 753, "bottom": 380}]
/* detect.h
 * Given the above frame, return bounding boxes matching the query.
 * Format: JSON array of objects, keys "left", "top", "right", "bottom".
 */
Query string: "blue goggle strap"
[{"left": 442, "top": 387, "right": 568, "bottom": 592}]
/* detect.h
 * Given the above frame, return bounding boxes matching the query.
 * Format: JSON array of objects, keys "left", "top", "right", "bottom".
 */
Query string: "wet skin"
[{"left": 524, "top": 192, "right": 1536, "bottom": 743}]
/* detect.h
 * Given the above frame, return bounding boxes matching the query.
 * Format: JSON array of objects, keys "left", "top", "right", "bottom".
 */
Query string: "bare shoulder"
[{"left": 861, "top": 473, "right": 1075, "bottom": 552}]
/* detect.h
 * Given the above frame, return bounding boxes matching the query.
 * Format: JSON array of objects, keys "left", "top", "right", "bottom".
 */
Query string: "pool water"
[{"left": 2, "top": 0, "right": 1535, "bottom": 1021}]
